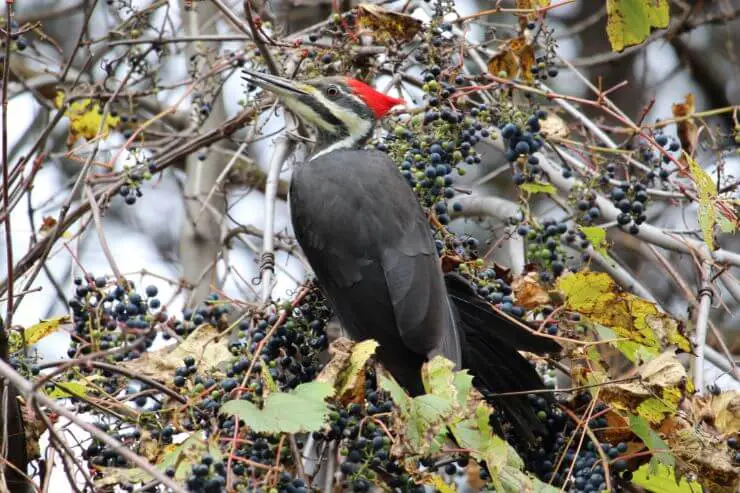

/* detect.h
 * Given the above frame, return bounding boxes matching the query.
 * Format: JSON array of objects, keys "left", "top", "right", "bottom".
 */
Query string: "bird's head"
[{"left": 242, "top": 70, "right": 404, "bottom": 157}]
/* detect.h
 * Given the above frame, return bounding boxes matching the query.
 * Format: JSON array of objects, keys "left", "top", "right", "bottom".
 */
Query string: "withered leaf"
[
  {"left": 488, "top": 36, "right": 535, "bottom": 83},
  {"left": 356, "top": 4, "right": 423, "bottom": 43},
  {"left": 511, "top": 271, "right": 550, "bottom": 309},
  {"left": 671, "top": 93, "right": 697, "bottom": 160}
]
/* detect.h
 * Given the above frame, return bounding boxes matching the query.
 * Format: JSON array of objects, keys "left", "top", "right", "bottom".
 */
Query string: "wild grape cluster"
[
  {"left": 610, "top": 181, "right": 649, "bottom": 235},
  {"left": 518, "top": 219, "right": 569, "bottom": 281},
  {"left": 520, "top": 396, "right": 640, "bottom": 492}
]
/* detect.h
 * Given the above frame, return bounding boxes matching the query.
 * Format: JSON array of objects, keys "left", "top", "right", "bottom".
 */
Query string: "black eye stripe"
[{"left": 298, "top": 94, "right": 343, "bottom": 127}]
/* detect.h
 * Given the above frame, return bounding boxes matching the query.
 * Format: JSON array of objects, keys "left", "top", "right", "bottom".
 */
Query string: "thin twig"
[
  {"left": 0, "top": 358, "right": 187, "bottom": 492},
  {"left": 694, "top": 259, "right": 713, "bottom": 392}
]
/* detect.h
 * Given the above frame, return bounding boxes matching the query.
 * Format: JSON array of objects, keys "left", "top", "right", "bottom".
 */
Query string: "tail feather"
[{"left": 445, "top": 273, "right": 560, "bottom": 446}]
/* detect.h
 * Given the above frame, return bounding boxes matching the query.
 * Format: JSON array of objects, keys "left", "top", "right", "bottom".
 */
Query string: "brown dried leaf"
[
  {"left": 538, "top": 111, "right": 569, "bottom": 138},
  {"left": 712, "top": 391, "right": 740, "bottom": 435},
  {"left": 511, "top": 271, "right": 550, "bottom": 308},
  {"left": 487, "top": 36, "right": 535, "bottom": 83},
  {"left": 440, "top": 254, "right": 463, "bottom": 273},
  {"left": 488, "top": 46, "right": 519, "bottom": 79},
  {"left": 137, "top": 430, "right": 160, "bottom": 462},
  {"left": 667, "top": 424, "right": 739, "bottom": 492},
  {"left": 671, "top": 93, "right": 697, "bottom": 160},
  {"left": 39, "top": 216, "right": 57, "bottom": 234},
  {"left": 356, "top": 4, "right": 423, "bottom": 43},
  {"left": 120, "top": 324, "right": 232, "bottom": 382},
  {"left": 600, "top": 351, "right": 688, "bottom": 423}
]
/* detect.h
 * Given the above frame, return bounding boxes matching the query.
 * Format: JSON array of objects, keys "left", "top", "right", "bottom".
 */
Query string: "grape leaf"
[
  {"left": 158, "top": 433, "right": 223, "bottom": 480},
  {"left": 120, "top": 324, "right": 233, "bottom": 381},
  {"left": 631, "top": 463, "right": 703, "bottom": 493},
  {"left": 24, "top": 315, "right": 71, "bottom": 346},
  {"left": 601, "top": 351, "right": 689, "bottom": 424},
  {"left": 519, "top": 182, "right": 557, "bottom": 195},
  {"left": 579, "top": 226, "right": 608, "bottom": 258},
  {"left": 220, "top": 381, "right": 334, "bottom": 433},
  {"left": 629, "top": 414, "right": 674, "bottom": 468},
  {"left": 606, "top": 0, "right": 670, "bottom": 52},
  {"left": 557, "top": 271, "right": 691, "bottom": 362},
  {"left": 384, "top": 357, "right": 556, "bottom": 492}
]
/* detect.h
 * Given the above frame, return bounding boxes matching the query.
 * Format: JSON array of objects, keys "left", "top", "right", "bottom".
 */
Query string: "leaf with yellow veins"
[
  {"left": 606, "top": 0, "right": 670, "bottom": 52},
  {"left": 557, "top": 271, "right": 691, "bottom": 362},
  {"left": 55, "top": 91, "right": 120, "bottom": 145},
  {"left": 685, "top": 155, "right": 738, "bottom": 250}
]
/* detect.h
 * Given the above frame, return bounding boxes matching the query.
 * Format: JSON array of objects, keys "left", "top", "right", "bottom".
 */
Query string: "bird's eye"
[{"left": 325, "top": 85, "right": 339, "bottom": 97}]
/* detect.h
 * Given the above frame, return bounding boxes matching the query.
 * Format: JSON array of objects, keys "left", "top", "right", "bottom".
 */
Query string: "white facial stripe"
[
  {"left": 312, "top": 90, "right": 373, "bottom": 142},
  {"left": 284, "top": 96, "right": 338, "bottom": 133}
]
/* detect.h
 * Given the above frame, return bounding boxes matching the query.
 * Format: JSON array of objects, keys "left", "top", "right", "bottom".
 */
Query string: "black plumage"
[
  {"left": 291, "top": 149, "right": 559, "bottom": 443},
  {"left": 241, "top": 69, "right": 560, "bottom": 445}
]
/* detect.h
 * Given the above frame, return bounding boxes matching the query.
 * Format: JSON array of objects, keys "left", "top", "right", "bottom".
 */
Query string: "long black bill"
[{"left": 241, "top": 69, "right": 309, "bottom": 97}]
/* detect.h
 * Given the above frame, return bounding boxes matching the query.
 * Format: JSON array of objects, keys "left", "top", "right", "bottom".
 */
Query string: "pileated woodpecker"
[{"left": 242, "top": 70, "right": 559, "bottom": 443}]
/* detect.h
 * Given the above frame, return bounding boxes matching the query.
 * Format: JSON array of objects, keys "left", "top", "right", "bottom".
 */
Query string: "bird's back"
[{"left": 289, "top": 149, "right": 461, "bottom": 394}]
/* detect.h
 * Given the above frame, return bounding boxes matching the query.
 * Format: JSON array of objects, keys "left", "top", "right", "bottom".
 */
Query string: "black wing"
[{"left": 290, "top": 150, "right": 460, "bottom": 394}]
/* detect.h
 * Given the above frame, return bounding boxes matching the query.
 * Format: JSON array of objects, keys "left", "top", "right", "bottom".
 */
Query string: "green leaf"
[
  {"left": 46, "top": 381, "right": 89, "bottom": 399},
  {"left": 520, "top": 182, "right": 556, "bottom": 195},
  {"left": 631, "top": 462, "right": 703, "bottom": 493},
  {"left": 606, "top": 0, "right": 670, "bottom": 52},
  {"left": 629, "top": 414, "right": 674, "bottom": 468},
  {"left": 379, "top": 375, "right": 412, "bottom": 414},
  {"left": 579, "top": 226, "right": 608, "bottom": 258},
  {"left": 220, "top": 381, "right": 334, "bottom": 433},
  {"left": 593, "top": 323, "right": 656, "bottom": 364}
]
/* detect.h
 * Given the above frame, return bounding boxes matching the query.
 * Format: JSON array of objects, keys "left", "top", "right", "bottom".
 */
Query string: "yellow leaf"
[
  {"left": 120, "top": 324, "right": 233, "bottom": 381},
  {"left": 711, "top": 391, "right": 740, "bottom": 435},
  {"left": 56, "top": 91, "right": 120, "bottom": 144},
  {"left": 557, "top": 271, "right": 691, "bottom": 362},
  {"left": 606, "top": 0, "right": 670, "bottom": 52},
  {"left": 579, "top": 226, "right": 609, "bottom": 258},
  {"left": 520, "top": 182, "right": 557, "bottom": 195},
  {"left": 317, "top": 338, "right": 378, "bottom": 404},
  {"left": 261, "top": 363, "right": 277, "bottom": 395},
  {"left": 631, "top": 463, "right": 703, "bottom": 493},
  {"left": 687, "top": 155, "right": 718, "bottom": 250},
  {"left": 25, "top": 316, "right": 71, "bottom": 345},
  {"left": 428, "top": 475, "right": 456, "bottom": 493}
]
